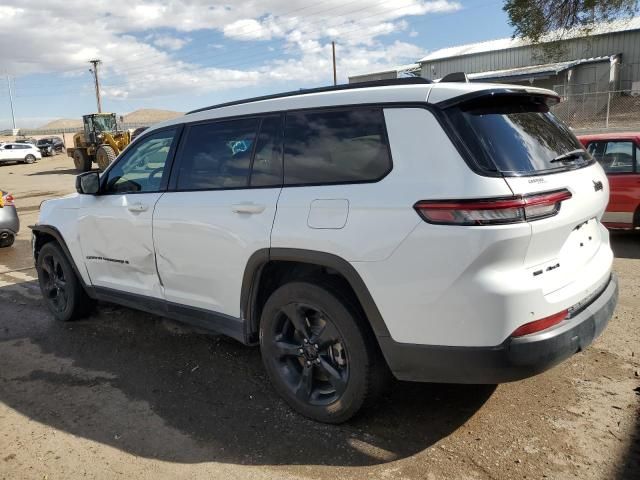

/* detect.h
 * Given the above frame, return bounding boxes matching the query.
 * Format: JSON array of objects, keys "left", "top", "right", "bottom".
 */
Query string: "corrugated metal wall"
[{"left": 420, "top": 30, "right": 640, "bottom": 86}]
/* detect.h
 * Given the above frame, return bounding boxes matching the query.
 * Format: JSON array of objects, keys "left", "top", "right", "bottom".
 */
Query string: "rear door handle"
[
  {"left": 127, "top": 203, "right": 148, "bottom": 212},
  {"left": 232, "top": 203, "right": 266, "bottom": 214}
]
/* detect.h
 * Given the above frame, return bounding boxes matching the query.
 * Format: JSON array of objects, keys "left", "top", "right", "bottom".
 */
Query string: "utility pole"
[
  {"left": 89, "top": 59, "right": 102, "bottom": 113},
  {"left": 6, "top": 75, "right": 16, "bottom": 130},
  {"left": 332, "top": 41, "right": 337, "bottom": 86}
]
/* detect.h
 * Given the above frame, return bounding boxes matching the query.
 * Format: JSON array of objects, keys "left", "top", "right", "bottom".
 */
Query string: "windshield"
[
  {"left": 446, "top": 96, "right": 592, "bottom": 175},
  {"left": 37, "top": 139, "right": 51, "bottom": 145},
  {"left": 92, "top": 115, "right": 116, "bottom": 132}
]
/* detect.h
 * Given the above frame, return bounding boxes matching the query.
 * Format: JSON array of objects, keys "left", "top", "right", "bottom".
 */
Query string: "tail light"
[
  {"left": 414, "top": 189, "right": 572, "bottom": 226},
  {"left": 510, "top": 309, "right": 568, "bottom": 337},
  {"left": 2, "top": 194, "right": 15, "bottom": 206}
]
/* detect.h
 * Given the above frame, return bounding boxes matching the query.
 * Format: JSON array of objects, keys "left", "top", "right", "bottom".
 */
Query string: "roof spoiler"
[
  {"left": 440, "top": 72, "right": 469, "bottom": 83},
  {"left": 435, "top": 88, "right": 561, "bottom": 109}
]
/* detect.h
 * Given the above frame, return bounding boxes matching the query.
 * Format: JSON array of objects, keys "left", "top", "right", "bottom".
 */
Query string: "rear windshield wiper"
[{"left": 550, "top": 149, "right": 587, "bottom": 163}]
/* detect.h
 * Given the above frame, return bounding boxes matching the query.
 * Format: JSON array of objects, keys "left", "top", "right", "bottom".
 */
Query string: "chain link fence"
[
  {"left": 552, "top": 89, "right": 640, "bottom": 132},
  {"left": 1, "top": 122, "right": 151, "bottom": 137}
]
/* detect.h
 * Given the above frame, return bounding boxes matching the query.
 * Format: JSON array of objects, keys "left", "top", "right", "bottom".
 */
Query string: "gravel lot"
[{"left": 0, "top": 155, "right": 638, "bottom": 480}]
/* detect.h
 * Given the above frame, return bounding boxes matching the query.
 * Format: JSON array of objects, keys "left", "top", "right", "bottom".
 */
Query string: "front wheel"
[
  {"left": 96, "top": 145, "right": 116, "bottom": 171},
  {"left": 73, "top": 149, "right": 91, "bottom": 172},
  {"left": 36, "top": 242, "right": 94, "bottom": 321},
  {"left": 260, "top": 281, "right": 385, "bottom": 423},
  {"left": 24, "top": 154, "right": 36, "bottom": 164}
]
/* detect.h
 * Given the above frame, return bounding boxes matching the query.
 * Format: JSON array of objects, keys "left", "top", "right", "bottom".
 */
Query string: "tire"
[
  {"left": 96, "top": 145, "right": 116, "bottom": 171},
  {"left": 24, "top": 154, "right": 36, "bottom": 164},
  {"left": 36, "top": 242, "right": 95, "bottom": 322},
  {"left": 260, "top": 281, "right": 386, "bottom": 423},
  {"left": 73, "top": 149, "right": 91, "bottom": 172},
  {"left": 0, "top": 233, "right": 15, "bottom": 248}
]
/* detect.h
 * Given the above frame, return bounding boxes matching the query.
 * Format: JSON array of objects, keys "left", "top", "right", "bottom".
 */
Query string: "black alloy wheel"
[
  {"left": 260, "top": 281, "right": 387, "bottom": 423},
  {"left": 266, "top": 302, "right": 349, "bottom": 406},
  {"left": 36, "top": 242, "right": 94, "bottom": 321},
  {"left": 39, "top": 251, "right": 69, "bottom": 313}
]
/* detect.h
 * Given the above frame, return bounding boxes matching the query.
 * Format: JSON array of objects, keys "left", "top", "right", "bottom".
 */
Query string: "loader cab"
[{"left": 83, "top": 113, "right": 118, "bottom": 144}]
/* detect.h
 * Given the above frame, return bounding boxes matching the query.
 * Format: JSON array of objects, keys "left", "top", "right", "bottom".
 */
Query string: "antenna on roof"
[{"left": 440, "top": 72, "right": 469, "bottom": 83}]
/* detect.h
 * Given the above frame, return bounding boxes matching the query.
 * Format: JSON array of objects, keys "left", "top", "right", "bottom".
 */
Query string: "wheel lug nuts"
[
  {"left": 298, "top": 348, "right": 303, "bottom": 354},
  {"left": 303, "top": 339, "right": 308, "bottom": 343},
  {"left": 306, "top": 361, "right": 311, "bottom": 366},
  {"left": 314, "top": 344, "right": 318, "bottom": 349}
]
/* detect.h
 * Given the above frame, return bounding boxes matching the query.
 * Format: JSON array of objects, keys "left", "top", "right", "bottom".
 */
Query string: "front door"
[
  {"left": 587, "top": 139, "right": 640, "bottom": 227},
  {"left": 153, "top": 115, "right": 283, "bottom": 319},
  {"left": 78, "top": 127, "right": 179, "bottom": 297},
  {"left": 0, "top": 144, "right": 16, "bottom": 161}
]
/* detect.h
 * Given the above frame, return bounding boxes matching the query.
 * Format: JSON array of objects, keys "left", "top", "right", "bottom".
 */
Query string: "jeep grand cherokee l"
[{"left": 32, "top": 78, "right": 618, "bottom": 423}]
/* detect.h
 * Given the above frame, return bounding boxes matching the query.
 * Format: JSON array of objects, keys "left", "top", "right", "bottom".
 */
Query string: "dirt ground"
[{"left": 0, "top": 155, "right": 638, "bottom": 480}]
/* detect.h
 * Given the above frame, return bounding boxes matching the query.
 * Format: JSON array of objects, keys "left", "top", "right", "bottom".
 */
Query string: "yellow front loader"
[{"left": 67, "top": 113, "right": 131, "bottom": 172}]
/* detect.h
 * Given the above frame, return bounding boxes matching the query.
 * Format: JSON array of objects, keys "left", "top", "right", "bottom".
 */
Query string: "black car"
[{"left": 36, "top": 137, "right": 65, "bottom": 156}]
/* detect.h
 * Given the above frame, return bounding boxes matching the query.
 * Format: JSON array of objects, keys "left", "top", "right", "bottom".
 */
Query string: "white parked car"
[
  {"left": 32, "top": 78, "right": 618, "bottom": 423},
  {"left": 0, "top": 142, "right": 41, "bottom": 164}
]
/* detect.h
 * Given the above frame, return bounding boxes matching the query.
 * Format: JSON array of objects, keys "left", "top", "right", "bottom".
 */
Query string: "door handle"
[
  {"left": 127, "top": 202, "right": 148, "bottom": 212},
  {"left": 232, "top": 203, "right": 266, "bottom": 214}
]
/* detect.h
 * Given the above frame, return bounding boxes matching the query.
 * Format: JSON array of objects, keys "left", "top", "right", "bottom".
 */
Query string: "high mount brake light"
[
  {"left": 511, "top": 310, "right": 569, "bottom": 337},
  {"left": 414, "top": 189, "right": 572, "bottom": 226}
]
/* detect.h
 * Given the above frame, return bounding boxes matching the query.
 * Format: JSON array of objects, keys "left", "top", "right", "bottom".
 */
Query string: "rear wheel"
[
  {"left": 24, "top": 154, "right": 36, "bottom": 164},
  {"left": 96, "top": 145, "right": 116, "bottom": 171},
  {"left": 0, "top": 232, "right": 15, "bottom": 248},
  {"left": 260, "top": 281, "right": 385, "bottom": 423},
  {"left": 73, "top": 149, "right": 91, "bottom": 172},
  {"left": 36, "top": 242, "right": 94, "bottom": 321}
]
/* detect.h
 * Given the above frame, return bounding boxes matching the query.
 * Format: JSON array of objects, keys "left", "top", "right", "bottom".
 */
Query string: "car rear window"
[{"left": 446, "top": 96, "right": 592, "bottom": 176}]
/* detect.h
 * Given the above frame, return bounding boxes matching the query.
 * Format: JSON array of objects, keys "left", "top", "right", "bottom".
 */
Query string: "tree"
[{"left": 504, "top": 0, "right": 639, "bottom": 42}]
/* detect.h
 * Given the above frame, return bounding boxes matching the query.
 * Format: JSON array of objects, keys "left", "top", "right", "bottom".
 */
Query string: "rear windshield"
[{"left": 446, "top": 96, "right": 592, "bottom": 176}]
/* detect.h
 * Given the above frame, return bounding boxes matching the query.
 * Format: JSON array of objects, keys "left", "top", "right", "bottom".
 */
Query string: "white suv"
[
  {"left": 32, "top": 78, "right": 618, "bottom": 423},
  {"left": 0, "top": 142, "right": 41, "bottom": 164}
]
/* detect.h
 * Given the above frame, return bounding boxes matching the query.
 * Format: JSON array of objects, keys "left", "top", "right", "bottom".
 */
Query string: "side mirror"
[{"left": 76, "top": 171, "right": 100, "bottom": 195}]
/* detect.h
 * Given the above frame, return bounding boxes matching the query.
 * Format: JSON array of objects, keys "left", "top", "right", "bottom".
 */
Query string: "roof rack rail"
[{"left": 187, "top": 77, "right": 432, "bottom": 115}]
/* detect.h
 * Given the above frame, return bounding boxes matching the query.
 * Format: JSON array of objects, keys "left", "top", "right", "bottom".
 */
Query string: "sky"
[{"left": 0, "top": 0, "right": 513, "bottom": 129}]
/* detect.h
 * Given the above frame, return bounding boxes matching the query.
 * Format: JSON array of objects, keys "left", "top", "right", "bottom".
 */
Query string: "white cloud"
[
  {"left": 0, "top": 1, "right": 462, "bottom": 100},
  {"left": 152, "top": 35, "right": 191, "bottom": 51}
]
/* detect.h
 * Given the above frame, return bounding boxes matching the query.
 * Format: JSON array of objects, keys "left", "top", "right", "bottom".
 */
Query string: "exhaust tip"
[{"left": 0, "top": 232, "right": 9, "bottom": 240}]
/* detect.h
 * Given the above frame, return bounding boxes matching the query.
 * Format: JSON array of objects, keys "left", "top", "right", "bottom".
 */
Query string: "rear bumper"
[
  {"left": 379, "top": 273, "right": 618, "bottom": 384},
  {"left": 0, "top": 207, "right": 20, "bottom": 235}
]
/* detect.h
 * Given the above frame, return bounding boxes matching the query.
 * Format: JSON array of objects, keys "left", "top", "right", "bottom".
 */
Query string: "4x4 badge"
[{"left": 593, "top": 180, "right": 603, "bottom": 192}]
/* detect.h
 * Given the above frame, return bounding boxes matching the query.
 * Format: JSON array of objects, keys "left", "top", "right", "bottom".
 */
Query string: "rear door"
[
  {"left": 153, "top": 114, "right": 283, "bottom": 320},
  {"left": 586, "top": 139, "right": 639, "bottom": 227},
  {"left": 445, "top": 94, "right": 609, "bottom": 294}
]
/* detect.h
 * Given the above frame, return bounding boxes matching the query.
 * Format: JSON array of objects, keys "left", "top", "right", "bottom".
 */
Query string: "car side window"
[
  {"left": 250, "top": 115, "right": 283, "bottom": 187},
  {"left": 104, "top": 128, "right": 176, "bottom": 194},
  {"left": 176, "top": 118, "right": 259, "bottom": 190},
  {"left": 588, "top": 141, "right": 635, "bottom": 174},
  {"left": 283, "top": 107, "right": 392, "bottom": 185}
]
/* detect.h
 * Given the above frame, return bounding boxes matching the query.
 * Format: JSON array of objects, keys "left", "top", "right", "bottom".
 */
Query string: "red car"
[{"left": 578, "top": 132, "right": 640, "bottom": 230}]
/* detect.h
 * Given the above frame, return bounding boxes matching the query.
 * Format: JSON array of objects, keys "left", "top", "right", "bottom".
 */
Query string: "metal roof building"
[{"left": 350, "top": 18, "right": 640, "bottom": 96}]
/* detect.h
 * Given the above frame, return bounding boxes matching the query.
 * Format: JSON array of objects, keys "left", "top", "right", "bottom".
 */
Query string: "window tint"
[
  {"left": 587, "top": 141, "right": 635, "bottom": 173},
  {"left": 104, "top": 128, "right": 176, "bottom": 194},
  {"left": 250, "top": 115, "right": 283, "bottom": 187},
  {"left": 177, "top": 118, "right": 259, "bottom": 190},
  {"left": 283, "top": 108, "right": 391, "bottom": 185},
  {"left": 447, "top": 97, "right": 591, "bottom": 175}
]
